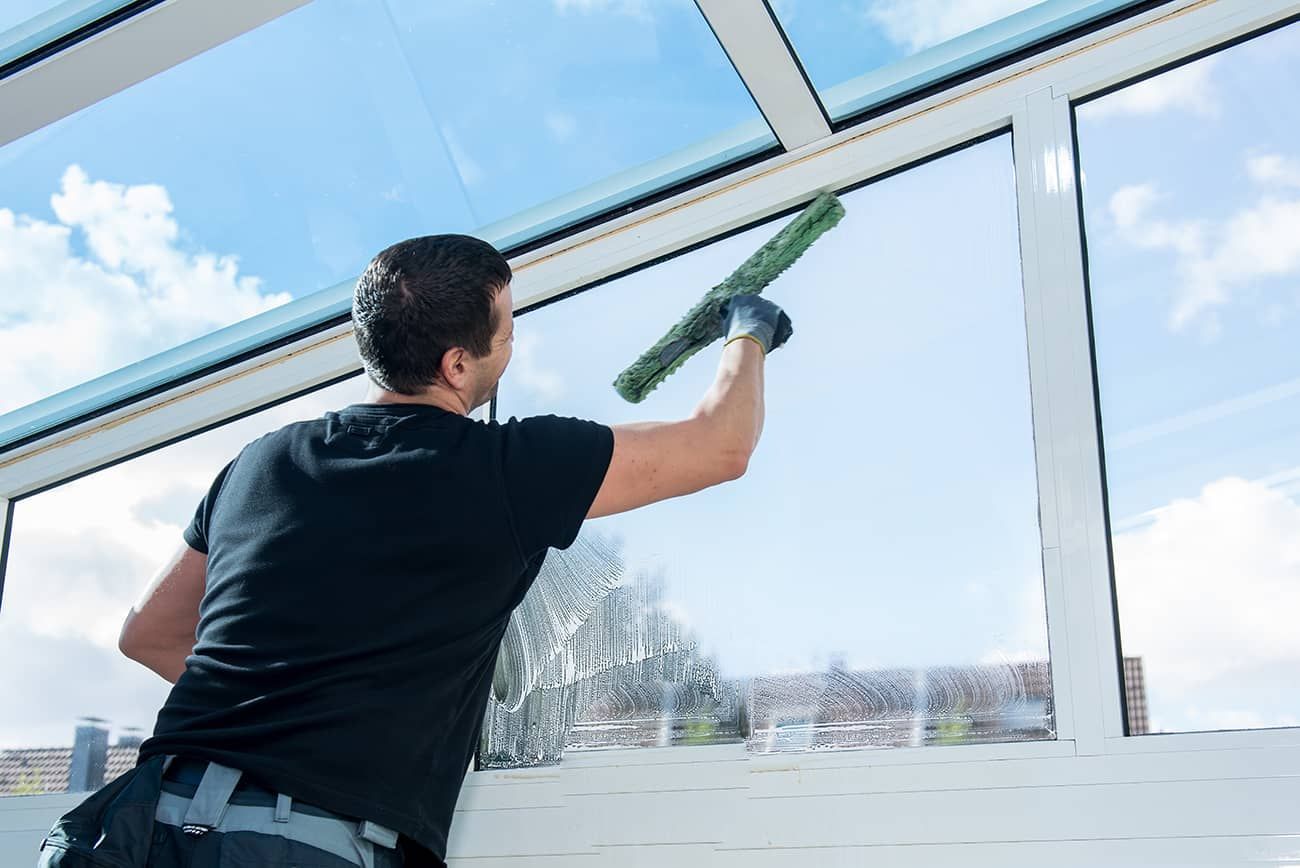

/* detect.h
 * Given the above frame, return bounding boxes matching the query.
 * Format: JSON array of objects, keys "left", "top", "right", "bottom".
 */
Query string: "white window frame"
[{"left": 0, "top": 0, "right": 1297, "bottom": 818}]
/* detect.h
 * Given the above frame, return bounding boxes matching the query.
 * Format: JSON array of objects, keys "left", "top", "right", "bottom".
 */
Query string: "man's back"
[
  {"left": 97, "top": 234, "right": 787, "bottom": 868},
  {"left": 139, "top": 401, "right": 612, "bottom": 861}
]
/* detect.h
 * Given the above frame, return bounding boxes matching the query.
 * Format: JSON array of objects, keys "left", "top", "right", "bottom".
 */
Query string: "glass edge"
[
  {"left": 0, "top": 0, "right": 137, "bottom": 68},
  {"left": 810, "top": 0, "right": 1148, "bottom": 122}
]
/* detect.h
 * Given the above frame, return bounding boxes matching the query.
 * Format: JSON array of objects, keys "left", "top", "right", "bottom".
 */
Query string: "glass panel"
[
  {"left": 482, "top": 135, "right": 1053, "bottom": 767},
  {"left": 772, "top": 0, "right": 1142, "bottom": 122},
  {"left": 1075, "top": 23, "right": 1300, "bottom": 734},
  {"left": 0, "top": 0, "right": 773, "bottom": 449},
  {"left": 0, "top": 377, "right": 362, "bottom": 794},
  {"left": 0, "top": 1, "right": 134, "bottom": 68}
]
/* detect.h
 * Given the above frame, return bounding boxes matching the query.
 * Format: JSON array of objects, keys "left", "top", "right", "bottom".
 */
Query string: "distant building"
[
  {"left": 0, "top": 745, "right": 139, "bottom": 796},
  {"left": 0, "top": 723, "right": 142, "bottom": 797},
  {"left": 482, "top": 564, "right": 1057, "bottom": 768},
  {"left": 1123, "top": 656, "right": 1149, "bottom": 734}
]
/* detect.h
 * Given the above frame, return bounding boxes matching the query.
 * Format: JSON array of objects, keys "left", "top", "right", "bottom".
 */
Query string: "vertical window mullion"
[{"left": 1013, "top": 87, "right": 1125, "bottom": 756}]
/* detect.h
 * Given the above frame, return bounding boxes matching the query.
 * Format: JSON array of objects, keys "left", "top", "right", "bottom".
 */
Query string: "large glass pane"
[
  {"left": 482, "top": 136, "right": 1053, "bottom": 767},
  {"left": 772, "top": 0, "right": 1143, "bottom": 122},
  {"left": 0, "top": 0, "right": 772, "bottom": 448},
  {"left": 1076, "top": 23, "right": 1300, "bottom": 734},
  {"left": 0, "top": 1, "right": 135, "bottom": 68},
  {"left": 0, "top": 377, "right": 362, "bottom": 794}
]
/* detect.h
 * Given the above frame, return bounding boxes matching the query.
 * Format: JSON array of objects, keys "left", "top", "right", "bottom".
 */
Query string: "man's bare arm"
[
  {"left": 118, "top": 541, "right": 206, "bottom": 684},
  {"left": 587, "top": 295, "right": 788, "bottom": 520}
]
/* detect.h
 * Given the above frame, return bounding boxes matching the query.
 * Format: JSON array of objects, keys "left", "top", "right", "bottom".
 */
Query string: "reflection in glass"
[
  {"left": 773, "top": 0, "right": 1141, "bottom": 121},
  {"left": 0, "top": 1, "right": 135, "bottom": 67},
  {"left": 0, "top": 377, "right": 363, "bottom": 794},
  {"left": 0, "top": 0, "right": 771, "bottom": 438},
  {"left": 483, "top": 136, "right": 1054, "bottom": 767},
  {"left": 1076, "top": 23, "right": 1300, "bottom": 734}
]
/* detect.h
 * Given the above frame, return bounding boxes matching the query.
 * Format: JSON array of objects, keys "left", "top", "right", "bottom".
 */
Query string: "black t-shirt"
[{"left": 138, "top": 402, "right": 614, "bottom": 865}]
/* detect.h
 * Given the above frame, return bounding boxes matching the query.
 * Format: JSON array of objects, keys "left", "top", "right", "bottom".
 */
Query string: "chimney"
[
  {"left": 69, "top": 718, "right": 109, "bottom": 792},
  {"left": 115, "top": 727, "right": 145, "bottom": 749}
]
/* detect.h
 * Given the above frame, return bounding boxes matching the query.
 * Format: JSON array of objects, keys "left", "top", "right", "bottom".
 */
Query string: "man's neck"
[{"left": 361, "top": 385, "right": 470, "bottom": 416}]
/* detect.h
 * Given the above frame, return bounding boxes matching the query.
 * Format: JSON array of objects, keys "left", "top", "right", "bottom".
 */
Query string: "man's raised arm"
[{"left": 587, "top": 295, "right": 792, "bottom": 519}]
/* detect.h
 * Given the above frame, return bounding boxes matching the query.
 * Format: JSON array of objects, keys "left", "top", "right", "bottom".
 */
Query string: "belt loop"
[
  {"left": 274, "top": 792, "right": 292, "bottom": 823},
  {"left": 181, "top": 762, "right": 242, "bottom": 836},
  {"left": 358, "top": 819, "right": 399, "bottom": 850}
]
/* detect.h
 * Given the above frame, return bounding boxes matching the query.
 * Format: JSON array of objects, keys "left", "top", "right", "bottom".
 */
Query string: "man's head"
[{"left": 352, "top": 234, "right": 514, "bottom": 413}]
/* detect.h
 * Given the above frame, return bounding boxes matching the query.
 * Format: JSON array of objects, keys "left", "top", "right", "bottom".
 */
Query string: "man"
[{"left": 106, "top": 234, "right": 791, "bottom": 867}]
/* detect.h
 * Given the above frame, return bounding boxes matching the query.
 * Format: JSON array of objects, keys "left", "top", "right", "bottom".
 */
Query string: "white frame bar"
[
  {"left": 0, "top": 0, "right": 311, "bottom": 148},
  {"left": 1, "top": 0, "right": 1298, "bottom": 782},
  {"left": 694, "top": 0, "right": 831, "bottom": 149},
  {"left": 1013, "top": 86, "right": 1121, "bottom": 754}
]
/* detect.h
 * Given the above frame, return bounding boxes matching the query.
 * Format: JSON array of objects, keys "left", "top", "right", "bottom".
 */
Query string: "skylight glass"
[
  {"left": 0, "top": 0, "right": 774, "bottom": 450},
  {"left": 0, "top": 1, "right": 137, "bottom": 68},
  {"left": 772, "top": 0, "right": 1148, "bottom": 122}
]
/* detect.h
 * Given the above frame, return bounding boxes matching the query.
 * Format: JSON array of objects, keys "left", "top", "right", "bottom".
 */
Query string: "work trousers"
[
  {"left": 37, "top": 755, "right": 406, "bottom": 867},
  {"left": 149, "top": 758, "right": 404, "bottom": 867}
]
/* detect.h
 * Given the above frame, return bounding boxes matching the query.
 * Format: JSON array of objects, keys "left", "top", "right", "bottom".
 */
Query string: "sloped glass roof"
[
  {"left": 0, "top": 0, "right": 139, "bottom": 68},
  {"left": 773, "top": 0, "right": 1148, "bottom": 121},
  {"left": 0, "top": 0, "right": 1167, "bottom": 451},
  {"left": 0, "top": 0, "right": 773, "bottom": 450}
]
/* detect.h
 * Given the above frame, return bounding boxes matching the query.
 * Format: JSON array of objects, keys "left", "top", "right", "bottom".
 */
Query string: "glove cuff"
[{"left": 723, "top": 333, "right": 768, "bottom": 353}]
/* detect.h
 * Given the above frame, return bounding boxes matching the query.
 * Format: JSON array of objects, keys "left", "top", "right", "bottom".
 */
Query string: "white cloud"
[
  {"left": 510, "top": 330, "right": 566, "bottom": 402},
  {"left": 1106, "top": 156, "right": 1300, "bottom": 334},
  {"left": 553, "top": 0, "right": 650, "bottom": 19},
  {"left": 1108, "top": 378, "right": 1300, "bottom": 453},
  {"left": 1113, "top": 476, "right": 1300, "bottom": 702},
  {"left": 0, "top": 377, "right": 360, "bottom": 747},
  {"left": 1246, "top": 153, "right": 1300, "bottom": 188},
  {"left": 0, "top": 624, "right": 172, "bottom": 749},
  {"left": 1085, "top": 57, "right": 1219, "bottom": 119},
  {"left": 544, "top": 111, "right": 578, "bottom": 144},
  {"left": 0, "top": 165, "right": 292, "bottom": 416},
  {"left": 1108, "top": 183, "right": 1204, "bottom": 257},
  {"left": 865, "top": 0, "right": 1035, "bottom": 53}
]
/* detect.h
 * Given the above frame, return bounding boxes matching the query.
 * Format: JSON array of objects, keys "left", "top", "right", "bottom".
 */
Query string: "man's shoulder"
[{"left": 492, "top": 414, "right": 608, "bottom": 434}]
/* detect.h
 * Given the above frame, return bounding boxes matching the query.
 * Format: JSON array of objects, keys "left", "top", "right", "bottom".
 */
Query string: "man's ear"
[{"left": 438, "top": 346, "right": 469, "bottom": 389}]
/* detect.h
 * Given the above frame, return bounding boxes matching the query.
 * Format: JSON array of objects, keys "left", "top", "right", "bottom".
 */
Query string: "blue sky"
[
  {"left": 0, "top": 0, "right": 768, "bottom": 416},
  {"left": 501, "top": 137, "right": 1045, "bottom": 682},
  {"left": 0, "top": 2, "right": 1297, "bottom": 751},
  {"left": 1075, "top": 24, "right": 1300, "bottom": 733}
]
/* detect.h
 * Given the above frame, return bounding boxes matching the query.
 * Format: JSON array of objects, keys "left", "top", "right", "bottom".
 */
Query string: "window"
[
  {"left": 1075, "top": 22, "right": 1300, "bottom": 734},
  {"left": 0, "top": 377, "right": 363, "bottom": 795},
  {"left": 0, "top": 1, "right": 136, "bottom": 68},
  {"left": 0, "top": 0, "right": 773, "bottom": 444},
  {"left": 483, "top": 135, "right": 1053, "bottom": 768},
  {"left": 771, "top": 0, "right": 1147, "bottom": 122}
]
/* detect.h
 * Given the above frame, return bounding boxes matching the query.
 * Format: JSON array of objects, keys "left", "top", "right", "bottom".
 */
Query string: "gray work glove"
[{"left": 721, "top": 294, "right": 794, "bottom": 354}]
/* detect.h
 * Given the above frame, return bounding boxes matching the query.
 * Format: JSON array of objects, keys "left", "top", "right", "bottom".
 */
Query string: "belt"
[
  {"left": 155, "top": 756, "right": 400, "bottom": 866},
  {"left": 162, "top": 758, "right": 344, "bottom": 819}
]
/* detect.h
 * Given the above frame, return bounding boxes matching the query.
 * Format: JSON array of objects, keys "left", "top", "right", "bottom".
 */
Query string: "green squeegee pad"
[{"left": 613, "top": 191, "right": 846, "bottom": 404}]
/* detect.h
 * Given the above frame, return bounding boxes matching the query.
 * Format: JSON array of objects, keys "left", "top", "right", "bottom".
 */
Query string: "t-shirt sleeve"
[
  {"left": 182, "top": 452, "right": 242, "bottom": 555},
  {"left": 500, "top": 414, "right": 615, "bottom": 562}
]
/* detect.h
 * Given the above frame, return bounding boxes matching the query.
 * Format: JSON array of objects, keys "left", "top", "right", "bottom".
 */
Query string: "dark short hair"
[{"left": 352, "top": 234, "right": 512, "bottom": 395}]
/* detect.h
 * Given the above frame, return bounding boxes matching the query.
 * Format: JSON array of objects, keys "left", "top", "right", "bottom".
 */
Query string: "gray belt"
[{"left": 154, "top": 757, "right": 399, "bottom": 868}]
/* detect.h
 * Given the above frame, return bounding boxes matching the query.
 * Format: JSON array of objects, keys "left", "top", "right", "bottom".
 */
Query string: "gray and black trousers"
[{"left": 37, "top": 755, "right": 405, "bottom": 867}]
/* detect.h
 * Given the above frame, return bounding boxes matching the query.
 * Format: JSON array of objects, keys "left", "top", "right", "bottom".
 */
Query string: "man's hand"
[{"left": 721, "top": 294, "right": 793, "bottom": 354}]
